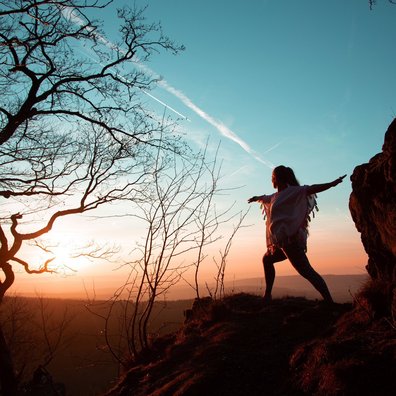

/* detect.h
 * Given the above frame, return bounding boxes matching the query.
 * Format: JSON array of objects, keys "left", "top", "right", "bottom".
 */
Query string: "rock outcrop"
[
  {"left": 105, "top": 295, "right": 350, "bottom": 396},
  {"left": 349, "top": 118, "right": 396, "bottom": 281},
  {"left": 288, "top": 120, "right": 396, "bottom": 396}
]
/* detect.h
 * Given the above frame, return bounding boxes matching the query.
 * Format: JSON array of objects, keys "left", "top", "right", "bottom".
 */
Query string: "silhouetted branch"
[
  {"left": 212, "top": 210, "right": 251, "bottom": 300},
  {"left": 0, "top": 1, "right": 114, "bottom": 17},
  {"left": 0, "top": 0, "right": 184, "bottom": 146},
  {"left": 11, "top": 257, "right": 55, "bottom": 275},
  {"left": 369, "top": 0, "right": 396, "bottom": 9}
]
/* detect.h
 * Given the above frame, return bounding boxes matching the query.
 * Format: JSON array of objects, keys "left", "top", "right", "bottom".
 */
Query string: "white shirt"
[{"left": 258, "top": 185, "right": 315, "bottom": 249}]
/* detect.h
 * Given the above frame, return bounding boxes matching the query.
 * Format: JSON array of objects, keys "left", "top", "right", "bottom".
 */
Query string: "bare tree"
[
  {"left": 0, "top": 1, "right": 184, "bottom": 393},
  {"left": 0, "top": 294, "right": 73, "bottom": 393},
  {"left": 0, "top": 124, "right": 155, "bottom": 393},
  {"left": 0, "top": 295, "right": 33, "bottom": 393},
  {"left": 191, "top": 144, "right": 224, "bottom": 300},
  {"left": 86, "top": 143, "right": 240, "bottom": 366},
  {"left": 211, "top": 210, "right": 250, "bottom": 301}
]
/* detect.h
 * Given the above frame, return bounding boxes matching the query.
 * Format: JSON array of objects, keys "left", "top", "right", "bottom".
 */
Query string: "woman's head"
[{"left": 272, "top": 165, "right": 300, "bottom": 188}]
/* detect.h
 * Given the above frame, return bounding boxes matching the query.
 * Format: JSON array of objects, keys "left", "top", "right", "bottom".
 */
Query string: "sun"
[
  {"left": 53, "top": 245, "right": 93, "bottom": 273},
  {"left": 52, "top": 246, "right": 71, "bottom": 267},
  {"left": 46, "top": 235, "right": 93, "bottom": 273}
]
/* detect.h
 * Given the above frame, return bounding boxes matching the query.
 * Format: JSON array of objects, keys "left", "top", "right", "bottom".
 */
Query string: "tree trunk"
[{"left": 0, "top": 323, "right": 17, "bottom": 396}]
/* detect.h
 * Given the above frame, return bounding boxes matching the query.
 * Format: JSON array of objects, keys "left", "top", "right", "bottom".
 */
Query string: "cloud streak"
[{"left": 63, "top": 6, "right": 273, "bottom": 168}]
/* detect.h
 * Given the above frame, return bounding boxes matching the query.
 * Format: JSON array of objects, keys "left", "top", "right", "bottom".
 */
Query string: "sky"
[{"left": 14, "top": 0, "right": 396, "bottom": 299}]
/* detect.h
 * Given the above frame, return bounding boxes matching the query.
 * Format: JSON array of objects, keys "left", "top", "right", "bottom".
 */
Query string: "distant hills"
[
  {"left": 15, "top": 273, "right": 368, "bottom": 302},
  {"left": 166, "top": 273, "right": 368, "bottom": 302}
]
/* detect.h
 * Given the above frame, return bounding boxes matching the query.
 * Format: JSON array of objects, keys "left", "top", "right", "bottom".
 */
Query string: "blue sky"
[
  {"left": 128, "top": 0, "right": 395, "bottom": 180},
  {"left": 16, "top": 0, "right": 396, "bottom": 297}
]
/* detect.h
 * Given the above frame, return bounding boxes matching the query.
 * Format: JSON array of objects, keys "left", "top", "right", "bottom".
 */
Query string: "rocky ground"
[{"left": 105, "top": 294, "right": 353, "bottom": 396}]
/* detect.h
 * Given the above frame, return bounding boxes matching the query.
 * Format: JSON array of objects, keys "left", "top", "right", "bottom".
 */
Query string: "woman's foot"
[{"left": 263, "top": 293, "right": 272, "bottom": 304}]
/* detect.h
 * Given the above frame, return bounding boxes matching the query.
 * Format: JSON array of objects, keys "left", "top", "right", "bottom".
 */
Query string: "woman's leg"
[
  {"left": 262, "top": 248, "right": 287, "bottom": 301},
  {"left": 282, "top": 242, "right": 334, "bottom": 303}
]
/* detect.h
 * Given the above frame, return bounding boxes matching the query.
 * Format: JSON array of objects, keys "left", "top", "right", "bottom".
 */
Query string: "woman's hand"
[
  {"left": 248, "top": 196, "right": 258, "bottom": 203},
  {"left": 307, "top": 175, "right": 347, "bottom": 195},
  {"left": 331, "top": 174, "right": 347, "bottom": 187}
]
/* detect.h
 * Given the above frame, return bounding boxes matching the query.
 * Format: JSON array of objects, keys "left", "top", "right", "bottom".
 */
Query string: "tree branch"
[{"left": 11, "top": 257, "right": 55, "bottom": 275}]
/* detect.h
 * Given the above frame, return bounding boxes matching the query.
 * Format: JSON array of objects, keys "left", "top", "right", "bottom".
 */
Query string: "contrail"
[
  {"left": 62, "top": 6, "right": 273, "bottom": 168},
  {"left": 141, "top": 89, "right": 191, "bottom": 121},
  {"left": 158, "top": 79, "right": 274, "bottom": 168},
  {"left": 264, "top": 141, "right": 283, "bottom": 154},
  {"left": 135, "top": 62, "right": 274, "bottom": 167}
]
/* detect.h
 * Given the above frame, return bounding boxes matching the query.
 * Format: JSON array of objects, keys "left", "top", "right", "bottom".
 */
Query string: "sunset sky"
[{"left": 14, "top": 0, "right": 396, "bottom": 299}]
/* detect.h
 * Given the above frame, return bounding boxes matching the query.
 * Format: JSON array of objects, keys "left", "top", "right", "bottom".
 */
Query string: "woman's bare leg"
[
  {"left": 262, "top": 248, "right": 287, "bottom": 302},
  {"left": 283, "top": 242, "right": 333, "bottom": 303}
]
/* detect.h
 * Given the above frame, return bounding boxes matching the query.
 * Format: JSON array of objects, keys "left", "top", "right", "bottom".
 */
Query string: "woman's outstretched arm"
[
  {"left": 248, "top": 195, "right": 269, "bottom": 203},
  {"left": 306, "top": 174, "right": 347, "bottom": 195}
]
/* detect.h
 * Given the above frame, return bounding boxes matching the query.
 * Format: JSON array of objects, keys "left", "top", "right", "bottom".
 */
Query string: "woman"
[{"left": 248, "top": 165, "right": 346, "bottom": 303}]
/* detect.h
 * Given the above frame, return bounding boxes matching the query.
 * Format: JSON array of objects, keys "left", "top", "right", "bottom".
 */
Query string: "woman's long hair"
[{"left": 273, "top": 165, "right": 300, "bottom": 186}]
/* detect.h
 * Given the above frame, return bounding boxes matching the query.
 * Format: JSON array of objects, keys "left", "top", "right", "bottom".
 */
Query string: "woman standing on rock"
[{"left": 248, "top": 165, "right": 346, "bottom": 304}]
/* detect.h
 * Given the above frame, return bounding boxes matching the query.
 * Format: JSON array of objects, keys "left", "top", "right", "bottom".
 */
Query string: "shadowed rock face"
[{"left": 349, "top": 118, "right": 396, "bottom": 281}]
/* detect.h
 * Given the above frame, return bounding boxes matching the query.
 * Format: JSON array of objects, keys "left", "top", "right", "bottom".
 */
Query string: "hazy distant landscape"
[
  {"left": 16, "top": 273, "right": 368, "bottom": 302},
  {"left": 1, "top": 295, "right": 194, "bottom": 395},
  {"left": 165, "top": 273, "right": 368, "bottom": 302}
]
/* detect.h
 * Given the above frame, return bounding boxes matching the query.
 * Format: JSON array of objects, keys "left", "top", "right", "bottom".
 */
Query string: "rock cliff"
[{"left": 349, "top": 118, "right": 396, "bottom": 281}]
